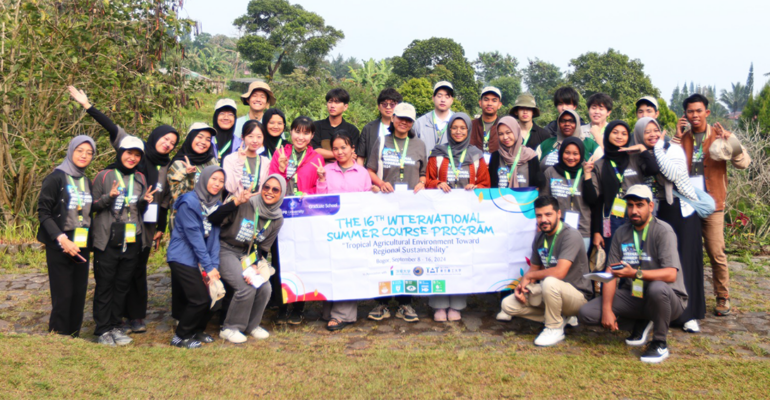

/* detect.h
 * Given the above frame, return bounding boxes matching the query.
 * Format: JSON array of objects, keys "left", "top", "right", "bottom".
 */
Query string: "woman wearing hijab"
[
  {"left": 536, "top": 110, "right": 600, "bottom": 170},
  {"left": 90, "top": 136, "right": 154, "bottom": 346},
  {"left": 632, "top": 117, "right": 705, "bottom": 333},
  {"left": 223, "top": 120, "right": 271, "bottom": 194},
  {"left": 207, "top": 174, "right": 286, "bottom": 343},
  {"left": 37, "top": 136, "right": 97, "bottom": 337},
  {"left": 68, "top": 86, "right": 180, "bottom": 333},
  {"left": 211, "top": 99, "right": 239, "bottom": 162},
  {"left": 542, "top": 137, "right": 598, "bottom": 251},
  {"left": 488, "top": 116, "right": 541, "bottom": 189},
  {"left": 261, "top": 108, "right": 288, "bottom": 159},
  {"left": 168, "top": 123, "right": 219, "bottom": 205},
  {"left": 425, "top": 112, "right": 490, "bottom": 322},
  {"left": 167, "top": 165, "right": 227, "bottom": 349}
]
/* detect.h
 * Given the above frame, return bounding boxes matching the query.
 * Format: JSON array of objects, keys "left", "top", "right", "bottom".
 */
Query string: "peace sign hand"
[
  {"left": 109, "top": 180, "right": 120, "bottom": 198},
  {"left": 238, "top": 143, "right": 248, "bottom": 161},
  {"left": 143, "top": 186, "right": 158, "bottom": 202},
  {"left": 182, "top": 156, "right": 196, "bottom": 174},
  {"left": 234, "top": 187, "right": 253, "bottom": 206},
  {"left": 583, "top": 160, "right": 595, "bottom": 178},
  {"left": 277, "top": 147, "right": 288, "bottom": 173},
  {"left": 313, "top": 160, "right": 326, "bottom": 182}
]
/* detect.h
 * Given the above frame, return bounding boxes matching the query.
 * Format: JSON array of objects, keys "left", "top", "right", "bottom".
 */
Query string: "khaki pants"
[
  {"left": 702, "top": 211, "right": 729, "bottom": 298},
  {"left": 501, "top": 277, "right": 587, "bottom": 329}
]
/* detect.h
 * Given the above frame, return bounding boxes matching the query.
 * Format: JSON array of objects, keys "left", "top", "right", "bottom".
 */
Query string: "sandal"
[{"left": 326, "top": 318, "right": 352, "bottom": 332}]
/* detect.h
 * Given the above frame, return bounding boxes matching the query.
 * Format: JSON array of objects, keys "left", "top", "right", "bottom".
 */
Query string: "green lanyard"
[
  {"left": 114, "top": 172, "right": 134, "bottom": 219},
  {"left": 244, "top": 157, "right": 261, "bottom": 191},
  {"left": 564, "top": 169, "right": 583, "bottom": 196},
  {"left": 506, "top": 146, "right": 525, "bottom": 183},
  {"left": 544, "top": 222, "right": 563, "bottom": 266},
  {"left": 268, "top": 139, "right": 284, "bottom": 161},
  {"left": 253, "top": 208, "right": 272, "bottom": 242},
  {"left": 433, "top": 111, "right": 448, "bottom": 144},
  {"left": 633, "top": 219, "right": 650, "bottom": 260},
  {"left": 67, "top": 175, "right": 85, "bottom": 224},
  {"left": 446, "top": 145, "right": 468, "bottom": 182},
  {"left": 217, "top": 139, "right": 232, "bottom": 160},
  {"left": 291, "top": 148, "right": 307, "bottom": 184},
  {"left": 393, "top": 137, "right": 410, "bottom": 181}
]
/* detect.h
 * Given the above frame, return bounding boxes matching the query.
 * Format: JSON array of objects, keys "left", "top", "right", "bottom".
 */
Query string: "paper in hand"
[
  {"left": 584, "top": 272, "right": 615, "bottom": 283},
  {"left": 242, "top": 267, "right": 265, "bottom": 289}
]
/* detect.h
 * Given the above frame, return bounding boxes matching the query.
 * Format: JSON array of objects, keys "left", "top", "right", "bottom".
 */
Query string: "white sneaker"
[
  {"left": 250, "top": 326, "right": 270, "bottom": 340},
  {"left": 564, "top": 316, "right": 579, "bottom": 328},
  {"left": 683, "top": 319, "right": 700, "bottom": 333},
  {"left": 220, "top": 328, "right": 247, "bottom": 344},
  {"left": 496, "top": 310, "right": 512, "bottom": 321},
  {"left": 534, "top": 327, "right": 565, "bottom": 346}
]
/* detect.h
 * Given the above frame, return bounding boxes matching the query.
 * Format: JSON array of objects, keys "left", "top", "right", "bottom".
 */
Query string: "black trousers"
[
  {"left": 124, "top": 246, "right": 151, "bottom": 320},
  {"left": 45, "top": 249, "right": 90, "bottom": 337},
  {"left": 93, "top": 242, "right": 141, "bottom": 336},
  {"left": 169, "top": 262, "right": 215, "bottom": 339}
]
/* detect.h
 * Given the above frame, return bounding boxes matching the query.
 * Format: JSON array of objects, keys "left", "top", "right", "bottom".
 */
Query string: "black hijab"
[
  {"left": 600, "top": 120, "right": 632, "bottom": 208},
  {"left": 107, "top": 147, "right": 144, "bottom": 176},
  {"left": 143, "top": 125, "right": 178, "bottom": 187},
  {"left": 213, "top": 106, "right": 237, "bottom": 152},
  {"left": 171, "top": 126, "right": 216, "bottom": 166},
  {"left": 261, "top": 108, "right": 286, "bottom": 156},
  {"left": 553, "top": 136, "right": 584, "bottom": 177}
]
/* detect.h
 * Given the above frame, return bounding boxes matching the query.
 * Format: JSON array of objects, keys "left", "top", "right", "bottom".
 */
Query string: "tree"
[
  {"left": 627, "top": 98, "right": 678, "bottom": 133},
  {"left": 670, "top": 85, "right": 683, "bottom": 116},
  {"left": 348, "top": 59, "right": 393, "bottom": 96},
  {"left": 391, "top": 37, "right": 478, "bottom": 111},
  {"left": 568, "top": 49, "right": 659, "bottom": 118},
  {"left": 747, "top": 62, "right": 754, "bottom": 96},
  {"left": 523, "top": 58, "right": 565, "bottom": 118},
  {"left": 473, "top": 51, "right": 519, "bottom": 83},
  {"left": 323, "top": 54, "right": 360, "bottom": 81},
  {"left": 235, "top": 0, "right": 344, "bottom": 81},
  {"left": 488, "top": 76, "right": 521, "bottom": 110},
  {"left": 720, "top": 82, "right": 749, "bottom": 114},
  {"left": 740, "top": 82, "right": 770, "bottom": 133},
  {"left": 398, "top": 78, "right": 435, "bottom": 116}
]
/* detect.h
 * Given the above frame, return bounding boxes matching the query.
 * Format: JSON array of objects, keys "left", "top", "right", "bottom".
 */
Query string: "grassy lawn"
[{"left": 1, "top": 332, "right": 768, "bottom": 399}]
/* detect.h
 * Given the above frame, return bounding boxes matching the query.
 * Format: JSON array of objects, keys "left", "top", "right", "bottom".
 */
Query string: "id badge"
[
  {"left": 125, "top": 223, "right": 136, "bottom": 243},
  {"left": 395, "top": 184, "right": 409, "bottom": 192},
  {"left": 689, "top": 175, "right": 705, "bottom": 192},
  {"left": 483, "top": 153, "right": 491, "bottom": 164},
  {"left": 611, "top": 197, "right": 627, "bottom": 218},
  {"left": 143, "top": 203, "right": 158, "bottom": 223},
  {"left": 632, "top": 278, "right": 644, "bottom": 298},
  {"left": 603, "top": 218, "right": 611, "bottom": 238},
  {"left": 74, "top": 227, "right": 89, "bottom": 248},
  {"left": 241, "top": 252, "right": 257, "bottom": 270},
  {"left": 564, "top": 211, "right": 580, "bottom": 230}
]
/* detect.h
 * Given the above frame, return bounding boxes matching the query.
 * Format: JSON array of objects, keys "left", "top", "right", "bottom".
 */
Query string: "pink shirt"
[
  {"left": 268, "top": 144, "right": 324, "bottom": 195},
  {"left": 316, "top": 161, "right": 372, "bottom": 194}
]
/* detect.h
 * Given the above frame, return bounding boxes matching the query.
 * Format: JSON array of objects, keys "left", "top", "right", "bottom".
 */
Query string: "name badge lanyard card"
[
  {"left": 68, "top": 176, "right": 89, "bottom": 248},
  {"left": 214, "top": 137, "right": 232, "bottom": 163},
  {"left": 243, "top": 208, "right": 272, "bottom": 269},
  {"left": 505, "top": 143, "right": 526, "bottom": 187},
  {"left": 268, "top": 138, "right": 284, "bottom": 161},
  {"left": 563, "top": 168, "right": 583, "bottom": 210},
  {"left": 603, "top": 161, "right": 627, "bottom": 236},
  {"left": 632, "top": 220, "right": 650, "bottom": 298},
  {"left": 244, "top": 156, "right": 261, "bottom": 192},
  {"left": 291, "top": 148, "right": 307, "bottom": 195},
  {"left": 446, "top": 145, "right": 467, "bottom": 189},
  {"left": 544, "top": 222, "right": 563, "bottom": 266},
  {"left": 115, "top": 172, "right": 136, "bottom": 251},
  {"left": 393, "top": 137, "right": 410, "bottom": 183},
  {"left": 433, "top": 111, "right": 448, "bottom": 145}
]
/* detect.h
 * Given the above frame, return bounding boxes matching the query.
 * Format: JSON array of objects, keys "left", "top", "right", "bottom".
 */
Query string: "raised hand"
[
  {"left": 182, "top": 156, "right": 196, "bottom": 174},
  {"left": 583, "top": 160, "right": 594, "bottom": 178},
  {"left": 143, "top": 186, "right": 158, "bottom": 202},
  {"left": 277, "top": 147, "right": 288, "bottom": 173},
  {"left": 238, "top": 143, "right": 248, "bottom": 161},
  {"left": 67, "top": 85, "right": 91, "bottom": 109},
  {"left": 109, "top": 180, "right": 120, "bottom": 198},
  {"left": 676, "top": 115, "right": 688, "bottom": 138},
  {"left": 714, "top": 122, "right": 731, "bottom": 139},
  {"left": 234, "top": 187, "right": 253, "bottom": 206},
  {"left": 313, "top": 160, "right": 326, "bottom": 182}
]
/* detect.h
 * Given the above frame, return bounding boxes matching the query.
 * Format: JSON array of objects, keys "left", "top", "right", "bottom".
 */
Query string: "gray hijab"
[
  {"left": 55, "top": 135, "right": 96, "bottom": 178},
  {"left": 429, "top": 112, "right": 483, "bottom": 166},
  {"left": 634, "top": 117, "right": 661, "bottom": 149},
  {"left": 250, "top": 174, "right": 286, "bottom": 220},
  {"left": 195, "top": 165, "right": 225, "bottom": 208}
]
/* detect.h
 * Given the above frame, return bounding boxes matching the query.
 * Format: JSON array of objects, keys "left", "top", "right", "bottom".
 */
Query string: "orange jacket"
[
  {"left": 426, "top": 157, "right": 491, "bottom": 189},
  {"left": 677, "top": 125, "right": 726, "bottom": 211}
]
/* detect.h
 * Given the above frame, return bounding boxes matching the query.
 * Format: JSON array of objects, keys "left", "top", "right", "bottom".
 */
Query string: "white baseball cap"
[{"left": 393, "top": 103, "right": 417, "bottom": 121}]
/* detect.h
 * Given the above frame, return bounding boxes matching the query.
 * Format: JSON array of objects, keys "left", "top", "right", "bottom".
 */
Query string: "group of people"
[{"left": 36, "top": 79, "right": 749, "bottom": 363}]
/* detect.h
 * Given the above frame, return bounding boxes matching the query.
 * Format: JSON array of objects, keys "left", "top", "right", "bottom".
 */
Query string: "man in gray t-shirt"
[
  {"left": 578, "top": 185, "right": 687, "bottom": 364},
  {"left": 501, "top": 195, "right": 591, "bottom": 347}
]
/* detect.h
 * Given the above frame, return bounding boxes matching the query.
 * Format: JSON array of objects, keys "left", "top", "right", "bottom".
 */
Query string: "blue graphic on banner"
[
  {"left": 418, "top": 280, "right": 432, "bottom": 293},
  {"left": 281, "top": 195, "right": 341, "bottom": 218},
  {"left": 392, "top": 280, "right": 404, "bottom": 294}
]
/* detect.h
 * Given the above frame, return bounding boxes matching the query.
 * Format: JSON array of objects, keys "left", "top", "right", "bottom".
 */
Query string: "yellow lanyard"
[
  {"left": 544, "top": 222, "right": 563, "bottom": 266},
  {"left": 67, "top": 176, "right": 85, "bottom": 223},
  {"left": 114, "top": 172, "right": 134, "bottom": 219},
  {"left": 244, "top": 157, "right": 261, "bottom": 191}
]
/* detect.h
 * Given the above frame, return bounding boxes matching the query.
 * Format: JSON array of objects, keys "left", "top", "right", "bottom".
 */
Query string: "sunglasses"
[
  {"left": 262, "top": 185, "right": 281, "bottom": 194},
  {"left": 380, "top": 102, "right": 397, "bottom": 109}
]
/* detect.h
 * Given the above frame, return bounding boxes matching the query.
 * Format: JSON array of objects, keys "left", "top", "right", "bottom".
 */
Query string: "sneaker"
[
  {"left": 683, "top": 319, "right": 700, "bottom": 333},
  {"left": 275, "top": 309, "right": 289, "bottom": 325},
  {"left": 562, "top": 316, "right": 579, "bottom": 328},
  {"left": 129, "top": 319, "right": 147, "bottom": 333},
  {"left": 170, "top": 335, "right": 183, "bottom": 347},
  {"left": 640, "top": 340, "right": 669, "bottom": 363},
  {"left": 193, "top": 332, "right": 215, "bottom": 343},
  {"left": 287, "top": 311, "right": 304, "bottom": 325},
  {"left": 367, "top": 305, "right": 391, "bottom": 321},
  {"left": 220, "top": 328, "right": 247, "bottom": 344},
  {"left": 625, "top": 321, "right": 653, "bottom": 347},
  {"left": 97, "top": 332, "right": 116, "bottom": 347},
  {"left": 119, "top": 322, "right": 133, "bottom": 335},
  {"left": 534, "top": 327, "right": 565, "bottom": 347},
  {"left": 715, "top": 297, "right": 731, "bottom": 316},
  {"left": 250, "top": 326, "right": 270, "bottom": 340},
  {"left": 433, "top": 308, "right": 447, "bottom": 322},
  {"left": 396, "top": 305, "right": 419, "bottom": 322},
  {"left": 111, "top": 328, "right": 133, "bottom": 346},
  {"left": 496, "top": 310, "right": 512, "bottom": 321},
  {"left": 171, "top": 337, "right": 202, "bottom": 349}
]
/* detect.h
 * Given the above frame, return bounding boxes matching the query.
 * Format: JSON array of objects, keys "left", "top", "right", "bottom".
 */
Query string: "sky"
[{"left": 181, "top": 0, "right": 770, "bottom": 103}]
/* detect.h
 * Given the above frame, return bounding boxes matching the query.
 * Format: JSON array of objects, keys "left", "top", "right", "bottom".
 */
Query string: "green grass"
[
  {"left": 0, "top": 249, "right": 47, "bottom": 273},
  {"left": 0, "top": 333, "right": 767, "bottom": 399}
]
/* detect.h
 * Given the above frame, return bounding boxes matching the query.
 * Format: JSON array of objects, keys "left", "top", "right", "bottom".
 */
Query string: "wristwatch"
[{"left": 635, "top": 268, "right": 643, "bottom": 280}]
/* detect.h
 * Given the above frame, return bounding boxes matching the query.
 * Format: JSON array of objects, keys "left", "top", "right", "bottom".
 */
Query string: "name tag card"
[
  {"left": 143, "top": 203, "right": 158, "bottom": 223},
  {"left": 564, "top": 212, "right": 580, "bottom": 230},
  {"left": 395, "top": 184, "right": 409, "bottom": 192},
  {"left": 690, "top": 175, "right": 705, "bottom": 192}
]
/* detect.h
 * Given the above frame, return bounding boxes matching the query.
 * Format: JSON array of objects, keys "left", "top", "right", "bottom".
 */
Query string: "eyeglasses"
[
  {"left": 560, "top": 119, "right": 577, "bottom": 125},
  {"left": 219, "top": 112, "right": 235, "bottom": 118},
  {"left": 262, "top": 185, "right": 281, "bottom": 194},
  {"left": 380, "top": 102, "right": 397, "bottom": 109}
]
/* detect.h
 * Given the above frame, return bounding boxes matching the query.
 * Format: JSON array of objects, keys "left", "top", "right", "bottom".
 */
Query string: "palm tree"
[{"left": 720, "top": 82, "right": 749, "bottom": 114}]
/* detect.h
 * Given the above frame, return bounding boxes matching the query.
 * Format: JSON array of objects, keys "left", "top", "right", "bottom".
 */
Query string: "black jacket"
[
  {"left": 526, "top": 123, "right": 553, "bottom": 150},
  {"left": 37, "top": 170, "right": 91, "bottom": 247}
]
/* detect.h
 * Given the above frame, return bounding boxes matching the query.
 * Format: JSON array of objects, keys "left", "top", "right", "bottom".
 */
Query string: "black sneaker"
[
  {"left": 193, "top": 332, "right": 215, "bottom": 343},
  {"left": 171, "top": 335, "right": 201, "bottom": 349},
  {"left": 288, "top": 310, "right": 304, "bottom": 325},
  {"left": 275, "top": 309, "right": 289, "bottom": 325},
  {"left": 129, "top": 319, "right": 147, "bottom": 333},
  {"left": 625, "top": 321, "right": 653, "bottom": 347},
  {"left": 640, "top": 340, "right": 669, "bottom": 364}
]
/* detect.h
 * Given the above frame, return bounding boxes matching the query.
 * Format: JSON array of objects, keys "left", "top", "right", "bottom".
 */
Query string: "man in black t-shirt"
[{"left": 312, "top": 88, "right": 361, "bottom": 163}]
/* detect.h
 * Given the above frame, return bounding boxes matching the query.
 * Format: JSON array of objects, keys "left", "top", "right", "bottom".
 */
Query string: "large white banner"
[{"left": 277, "top": 188, "right": 538, "bottom": 303}]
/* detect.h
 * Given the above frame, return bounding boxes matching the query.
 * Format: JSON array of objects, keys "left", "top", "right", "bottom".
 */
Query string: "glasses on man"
[
  {"left": 380, "top": 102, "right": 397, "bottom": 109},
  {"left": 262, "top": 185, "right": 281, "bottom": 194},
  {"left": 560, "top": 119, "right": 577, "bottom": 125}
]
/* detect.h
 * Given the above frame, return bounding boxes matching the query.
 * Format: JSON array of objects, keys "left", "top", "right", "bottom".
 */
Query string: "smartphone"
[
  {"left": 610, "top": 263, "right": 624, "bottom": 270},
  {"left": 67, "top": 253, "right": 87, "bottom": 264}
]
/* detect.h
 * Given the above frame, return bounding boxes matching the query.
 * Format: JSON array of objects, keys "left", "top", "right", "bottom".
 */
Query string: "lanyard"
[
  {"left": 291, "top": 148, "right": 307, "bottom": 183},
  {"left": 543, "top": 222, "right": 563, "bottom": 266},
  {"left": 393, "top": 137, "right": 410, "bottom": 181},
  {"left": 609, "top": 160, "right": 624, "bottom": 186},
  {"left": 244, "top": 157, "right": 261, "bottom": 191},
  {"left": 433, "top": 111, "right": 448, "bottom": 144},
  {"left": 268, "top": 138, "right": 283, "bottom": 160},
  {"left": 67, "top": 176, "right": 86, "bottom": 224},
  {"left": 633, "top": 219, "right": 650, "bottom": 260},
  {"left": 115, "top": 172, "right": 134, "bottom": 219},
  {"left": 564, "top": 169, "right": 583, "bottom": 196},
  {"left": 506, "top": 146, "right": 525, "bottom": 183},
  {"left": 446, "top": 145, "right": 467, "bottom": 182},
  {"left": 217, "top": 139, "right": 232, "bottom": 160}
]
